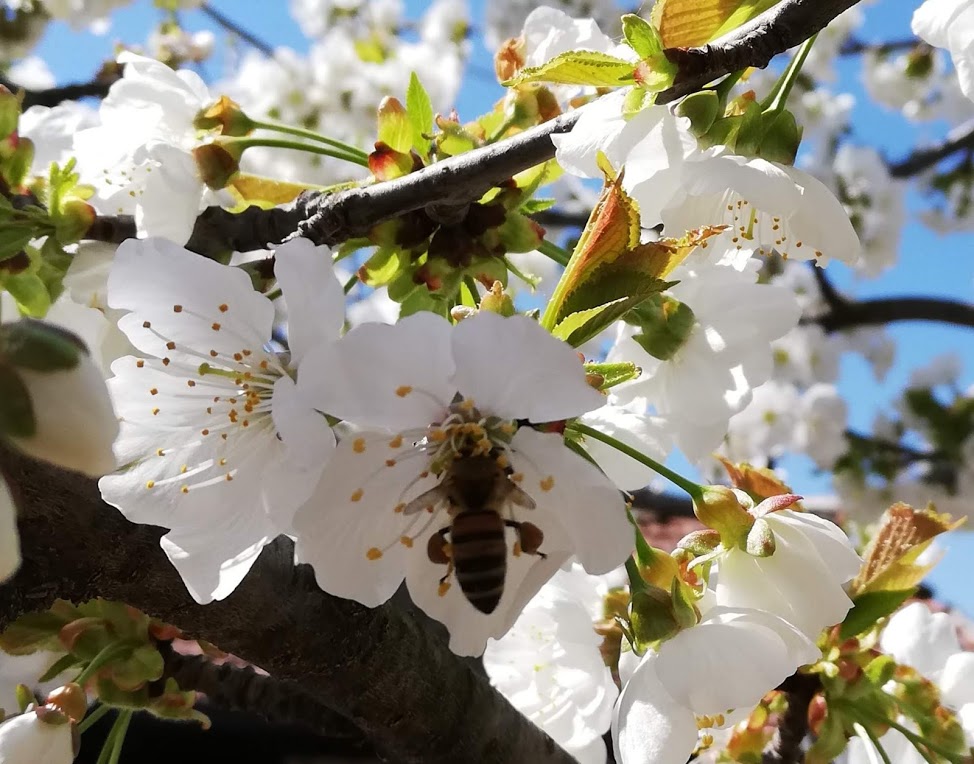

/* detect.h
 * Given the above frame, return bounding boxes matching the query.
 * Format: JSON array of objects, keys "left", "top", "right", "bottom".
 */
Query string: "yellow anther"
[
  {"left": 388, "top": 434, "right": 403, "bottom": 448},
  {"left": 166, "top": 341, "right": 176, "bottom": 350},
  {"left": 353, "top": 437, "right": 367, "bottom": 453},
  {"left": 212, "top": 322, "right": 221, "bottom": 331},
  {"left": 366, "top": 547, "right": 383, "bottom": 560},
  {"left": 173, "top": 305, "right": 183, "bottom": 313},
  {"left": 428, "top": 429, "right": 447, "bottom": 443},
  {"left": 511, "top": 472, "right": 524, "bottom": 483},
  {"left": 156, "top": 449, "right": 165, "bottom": 457},
  {"left": 146, "top": 480, "right": 155, "bottom": 489},
  {"left": 136, "top": 359, "right": 145, "bottom": 368},
  {"left": 152, "top": 408, "right": 160, "bottom": 416},
  {"left": 459, "top": 398, "right": 476, "bottom": 411},
  {"left": 495, "top": 454, "right": 509, "bottom": 469},
  {"left": 150, "top": 387, "right": 159, "bottom": 396},
  {"left": 219, "top": 458, "right": 227, "bottom": 466},
  {"left": 395, "top": 385, "right": 413, "bottom": 397},
  {"left": 350, "top": 488, "right": 364, "bottom": 502},
  {"left": 438, "top": 581, "right": 451, "bottom": 597},
  {"left": 394, "top": 502, "right": 406, "bottom": 514},
  {"left": 385, "top": 459, "right": 397, "bottom": 467},
  {"left": 225, "top": 474, "right": 233, "bottom": 481},
  {"left": 513, "top": 541, "right": 522, "bottom": 557},
  {"left": 540, "top": 475, "right": 555, "bottom": 492},
  {"left": 180, "top": 465, "right": 188, "bottom": 474},
  {"left": 218, "top": 303, "right": 229, "bottom": 312},
  {"left": 400, "top": 536, "right": 414, "bottom": 548},
  {"left": 180, "top": 485, "right": 189, "bottom": 494}
]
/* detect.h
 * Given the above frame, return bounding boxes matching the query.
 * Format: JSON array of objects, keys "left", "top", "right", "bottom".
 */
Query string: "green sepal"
[
  {"left": 676, "top": 90, "right": 720, "bottom": 137},
  {"left": 3, "top": 271, "right": 50, "bottom": 317},
  {"left": 630, "top": 585, "right": 681, "bottom": 646},
  {"left": 503, "top": 49, "right": 636, "bottom": 88},
  {"left": 621, "top": 14, "right": 663, "bottom": 59},
  {"left": 759, "top": 109, "right": 802, "bottom": 165},
  {"left": 0, "top": 365, "right": 32, "bottom": 438},
  {"left": 839, "top": 588, "right": 915, "bottom": 640},
  {"left": 0, "top": 319, "right": 85, "bottom": 371},
  {"left": 623, "top": 87, "right": 650, "bottom": 118},
  {"left": 864, "top": 653, "right": 897, "bottom": 687},
  {"left": 358, "top": 247, "right": 406, "bottom": 287},
  {"left": 553, "top": 293, "right": 653, "bottom": 348},
  {"left": 629, "top": 295, "right": 696, "bottom": 361}
]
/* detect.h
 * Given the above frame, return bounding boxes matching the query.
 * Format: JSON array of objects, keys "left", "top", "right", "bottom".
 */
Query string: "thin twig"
[
  {"left": 890, "top": 118, "right": 974, "bottom": 178},
  {"left": 199, "top": 2, "right": 275, "bottom": 57},
  {"left": 817, "top": 295, "right": 974, "bottom": 332},
  {"left": 0, "top": 77, "right": 112, "bottom": 108},
  {"left": 839, "top": 37, "right": 920, "bottom": 56}
]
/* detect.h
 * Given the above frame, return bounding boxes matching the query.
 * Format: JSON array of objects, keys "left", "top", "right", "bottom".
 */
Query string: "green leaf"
[
  {"left": 358, "top": 247, "right": 405, "bottom": 287},
  {"left": 376, "top": 97, "right": 412, "bottom": 154},
  {"left": 503, "top": 50, "right": 636, "bottom": 88},
  {"left": 3, "top": 272, "right": 51, "bottom": 318},
  {"left": 622, "top": 14, "right": 664, "bottom": 59},
  {"left": 0, "top": 611, "right": 67, "bottom": 655},
  {"left": 0, "top": 227, "right": 37, "bottom": 264},
  {"left": 406, "top": 72, "right": 434, "bottom": 156},
  {"left": 654, "top": 0, "right": 782, "bottom": 48},
  {"left": 839, "top": 589, "right": 915, "bottom": 640},
  {"left": 630, "top": 295, "right": 696, "bottom": 361},
  {"left": 634, "top": 55, "right": 679, "bottom": 93},
  {"left": 37, "top": 653, "right": 82, "bottom": 683},
  {"left": 553, "top": 293, "right": 653, "bottom": 348}
]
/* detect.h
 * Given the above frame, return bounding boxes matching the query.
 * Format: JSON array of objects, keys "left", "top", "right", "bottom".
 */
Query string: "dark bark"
[
  {"left": 761, "top": 674, "right": 821, "bottom": 764},
  {"left": 1, "top": 78, "right": 112, "bottom": 108},
  {"left": 889, "top": 118, "right": 974, "bottom": 178},
  {"left": 0, "top": 448, "right": 576, "bottom": 764},
  {"left": 817, "top": 296, "right": 974, "bottom": 332}
]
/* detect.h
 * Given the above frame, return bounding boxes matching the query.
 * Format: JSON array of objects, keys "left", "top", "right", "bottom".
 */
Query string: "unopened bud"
[
  {"left": 192, "top": 141, "right": 240, "bottom": 189},
  {"left": 376, "top": 96, "right": 411, "bottom": 154},
  {"left": 676, "top": 528, "right": 721, "bottom": 557},
  {"left": 758, "top": 109, "right": 802, "bottom": 165},
  {"left": 494, "top": 36, "right": 525, "bottom": 83},
  {"left": 0, "top": 320, "right": 118, "bottom": 477},
  {"left": 193, "top": 95, "right": 254, "bottom": 136},
  {"left": 450, "top": 305, "right": 477, "bottom": 322},
  {"left": 0, "top": 87, "right": 19, "bottom": 141},
  {"left": 745, "top": 517, "right": 776, "bottom": 557},
  {"left": 55, "top": 200, "right": 96, "bottom": 245},
  {"left": 44, "top": 685, "right": 87, "bottom": 723},
  {"left": 479, "top": 281, "right": 515, "bottom": 317},
  {"left": 630, "top": 585, "right": 681, "bottom": 645}
]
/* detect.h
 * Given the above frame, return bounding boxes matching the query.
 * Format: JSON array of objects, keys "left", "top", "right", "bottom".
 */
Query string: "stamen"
[{"left": 366, "top": 547, "right": 383, "bottom": 560}]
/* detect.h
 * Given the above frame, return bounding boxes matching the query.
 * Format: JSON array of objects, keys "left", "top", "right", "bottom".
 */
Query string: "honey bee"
[{"left": 402, "top": 451, "right": 546, "bottom": 614}]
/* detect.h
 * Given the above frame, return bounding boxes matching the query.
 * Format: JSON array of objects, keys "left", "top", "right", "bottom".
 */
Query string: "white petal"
[
  {"left": 161, "top": 525, "right": 270, "bottom": 604},
  {"left": 293, "top": 433, "right": 438, "bottom": 607},
  {"left": 137, "top": 144, "right": 205, "bottom": 244},
  {"left": 613, "top": 652, "right": 699, "bottom": 764},
  {"left": 273, "top": 238, "right": 344, "bottom": 365},
  {"left": 0, "top": 712, "right": 74, "bottom": 764},
  {"left": 880, "top": 602, "right": 961, "bottom": 677},
  {"left": 780, "top": 165, "right": 861, "bottom": 267},
  {"left": 108, "top": 237, "right": 274, "bottom": 360},
  {"left": 270, "top": 375, "right": 336, "bottom": 474},
  {"left": 451, "top": 312, "right": 603, "bottom": 422},
  {"left": 0, "top": 478, "right": 20, "bottom": 584},
  {"left": 509, "top": 428, "right": 632, "bottom": 574},
  {"left": 305, "top": 311, "right": 454, "bottom": 431},
  {"left": 941, "top": 652, "right": 974, "bottom": 709},
  {"left": 578, "top": 404, "right": 672, "bottom": 490}
]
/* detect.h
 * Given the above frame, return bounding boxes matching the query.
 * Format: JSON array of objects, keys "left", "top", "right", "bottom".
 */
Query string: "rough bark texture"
[{"left": 0, "top": 449, "right": 576, "bottom": 764}]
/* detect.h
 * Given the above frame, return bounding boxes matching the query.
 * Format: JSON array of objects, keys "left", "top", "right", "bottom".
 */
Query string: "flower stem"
[
  {"left": 853, "top": 723, "right": 893, "bottom": 764},
  {"left": 570, "top": 422, "right": 704, "bottom": 500},
  {"left": 487, "top": 114, "right": 519, "bottom": 143},
  {"left": 106, "top": 711, "right": 132, "bottom": 764},
  {"left": 73, "top": 643, "right": 133, "bottom": 687},
  {"left": 763, "top": 33, "right": 818, "bottom": 113},
  {"left": 625, "top": 556, "right": 649, "bottom": 594},
  {"left": 713, "top": 69, "right": 744, "bottom": 106},
  {"left": 77, "top": 703, "right": 111, "bottom": 735},
  {"left": 343, "top": 272, "right": 359, "bottom": 295},
  {"left": 626, "top": 505, "right": 656, "bottom": 570},
  {"left": 222, "top": 137, "right": 370, "bottom": 168},
  {"left": 249, "top": 118, "right": 369, "bottom": 160},
  {"left": 846, "top": 703, "right": 962, "bottom": 764},
  {"left": 537, "top": 239, "right": 571, "bottom": 267}
]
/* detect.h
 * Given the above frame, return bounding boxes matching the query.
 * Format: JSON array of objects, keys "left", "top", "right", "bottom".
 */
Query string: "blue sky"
[{"left": 27, "top": 0, "right": 974, "bottom": 606}]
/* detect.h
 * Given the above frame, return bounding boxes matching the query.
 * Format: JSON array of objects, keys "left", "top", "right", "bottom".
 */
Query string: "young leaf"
[
  {"left": 553, "top": 293, "right": 653, "bottom": 348},
  {"left": 503, "top": 50, "right": 636, "bottom": 88},
  {"left": 406, "top": 72, "right": 434, "bottom": 155},
  {"left": 621, "top": 14, "right": 664, "bottom": 59},
  {"left": 839, "top": 589, "right": 915, "bottom": 640},
  {"left": 653, "top": 0, "right": 782, "bottom": 48}
]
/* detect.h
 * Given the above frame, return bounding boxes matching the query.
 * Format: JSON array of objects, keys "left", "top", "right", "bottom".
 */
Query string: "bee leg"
[
  {"left": 505, "top": 520, "right": 547, "bottom": 560},
  {"left": 427, "top": 527, "right": 452, "bottom": 565}
]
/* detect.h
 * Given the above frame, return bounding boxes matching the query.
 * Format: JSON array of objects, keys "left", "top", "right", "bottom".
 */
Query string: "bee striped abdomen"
[{"left": 450, "top": 509, "right": 508, "bottom": 614}]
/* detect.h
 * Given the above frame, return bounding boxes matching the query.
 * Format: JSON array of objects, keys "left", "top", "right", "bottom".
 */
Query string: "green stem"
[
  {"left": 94, "top": 717, "right": 118, "bottom": 764},
  {"left": 106, "top": 711, "right": 133, "bottom": 764},
  {"left": 713, "top": 69, "right": 744, "bottom": 106},
  {"left": 343, "top": 272, "right": 359, "bottom": 295},
  {"left": 264, "top": 287, "right": 282, "bottom": 301},
  {"left": 73, "top": 643, "right": 133, "bottom": 687},
  {"left": 462, "top": 276, "right": 480, "bottom": 307},
  {"left": 249, "top": 118, "right": 368, "bottom": 159},
  {"left": 487, "top": 114, "right": 519, "bottom": 143},
  {"left": 853, "top": 723, "right": 893, "bottom": 764},
  {"left": 570, "top": 422, "right": 704, "bottom": 500},
  {"left": 223, "top": 137, "right": 370, "bottom": 168},
  {"left": 77, "top": 703, "right": 111, "bottom": 735},
  {"left": 763, "top": 33, "right": 818, "bottom": 113},
  {"left": 537, "top": 239, "right": 570, "bottom": 267},
  {"left": 849, "top": 704, "right": 961, "bottom": 764}
]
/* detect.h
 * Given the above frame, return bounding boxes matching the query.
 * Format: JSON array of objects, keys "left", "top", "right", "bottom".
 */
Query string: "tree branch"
[
  {"left": 817, "top": 295, "right": 974, "bottom": 332},
  {"left": 0, "top": 448, "right": 576, "bottom": 764},
  {"left": 839, "top": 37, "right": 920, "bottom": 56},
  {"left": 658, "top": 0, "right": 863, "bottom": 103},
  {"left": 890, "top": 118, "right": 974, "bottom": 178},
  {"left": 1, "top": 77, "right": 112, "bottom": 108},
  {"left": 199, "top": 2, "right": 275, "bottom": 58},
  {"left": 762, "top": 674, "right": 820, "bottom": 764}
]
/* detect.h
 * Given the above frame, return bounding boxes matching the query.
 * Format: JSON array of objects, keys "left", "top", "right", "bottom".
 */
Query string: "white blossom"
[
  {"left": 715, "top": 507, "right": 862, "bottom": 639},
  {"left": 0, "top": 711, "right": 73, "bottom": 764},
  {"left": 613, "top": 607, "right": 819, "bottom": 764},
  {"left": 484, "top": 564, "right": 618, "bottom": 764},
  {"left": 293, "top": 311, "right": 632, "bottom": 655},
  {"left": 99, "top": 237, "right": 342, "bottom": 604},
  {"left": 912, "top": 0, "right": 974, "bottom": 101},
  {"left": 0, "top": 478, "right": 19, "bottom": 585}
]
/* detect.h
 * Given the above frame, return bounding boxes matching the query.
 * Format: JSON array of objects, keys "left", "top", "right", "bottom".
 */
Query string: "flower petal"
[
  {"left": 509, "top": 427, "right": 632, "bottom": 574},
  {"left": 880, "top": 602, "right": 961, "bottom": 677},
  {"left": 0, "top": 479, "right": 20, "bottom": 584},
  {"left": 305, "top": 311, "right": 454, "bottom": 431},
  {"left": 612, "top": 652, "right": 698, "bottom": 764},
  {"left": 452, "top": 312, "right": 603, "bottom": 423},
  {"left": 273, "top": 238, "right": 344, "bottom": 366},
  {"left": 578, "top": 404, "right": 672, "bottom": 490}
]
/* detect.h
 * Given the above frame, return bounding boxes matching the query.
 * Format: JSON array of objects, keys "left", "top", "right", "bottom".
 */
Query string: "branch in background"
[
  {"left": 658, "top": 0, "right": 863, "bottom": 102},
  {"left": 890, "top": 118, "right": 974, "bottom": 178},
  {"left": 0, "top": 77, "right": 111, "bottom": 108},
  {"left": 817, "top": 295, "right": 974, "bottom": 332},
  {"left": 762, "top": 674, "right": 821, "bottom": 764},
  {"left": 0, "top": 448, "right": 577, "bottom": 764},
  {"left": 199, "top": 2, "right": 275, "bottom": 57},
  {"left": 839, "top": 37, "right": 921, "bottom": 56}
]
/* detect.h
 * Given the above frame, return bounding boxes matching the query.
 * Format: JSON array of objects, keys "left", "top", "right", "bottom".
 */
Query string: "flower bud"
[
  {"left": 0, "top": 320, "right": 118, "bottom": 477},
  {"left": 0, "top": 709, "right": 75, "bottom": 763},
  {"left": 193, "top": 95, "right": 254, "bottom": 136},
  {"left": 745, "top": 517, "right": 776, "bottom": 557},
  {"left": 192, "top": 141, "right": 240, "bottom": 190},
  {"left": 0, "top": 87, "right": 19, "bottom": 141},
  {"left": 675, "top": 90, "right": 719, "bottom": 137},
  {"left": 44, "top": 685, "right": 87, "bottom": 723}
]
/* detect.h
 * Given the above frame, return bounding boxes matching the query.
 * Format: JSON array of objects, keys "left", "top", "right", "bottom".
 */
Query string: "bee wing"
[
  {"left": 507, "top": 482, "right": 536, "bottom": 510},
  {"left": 402, "top": 485, "right": 448, "bottom": 516}
]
